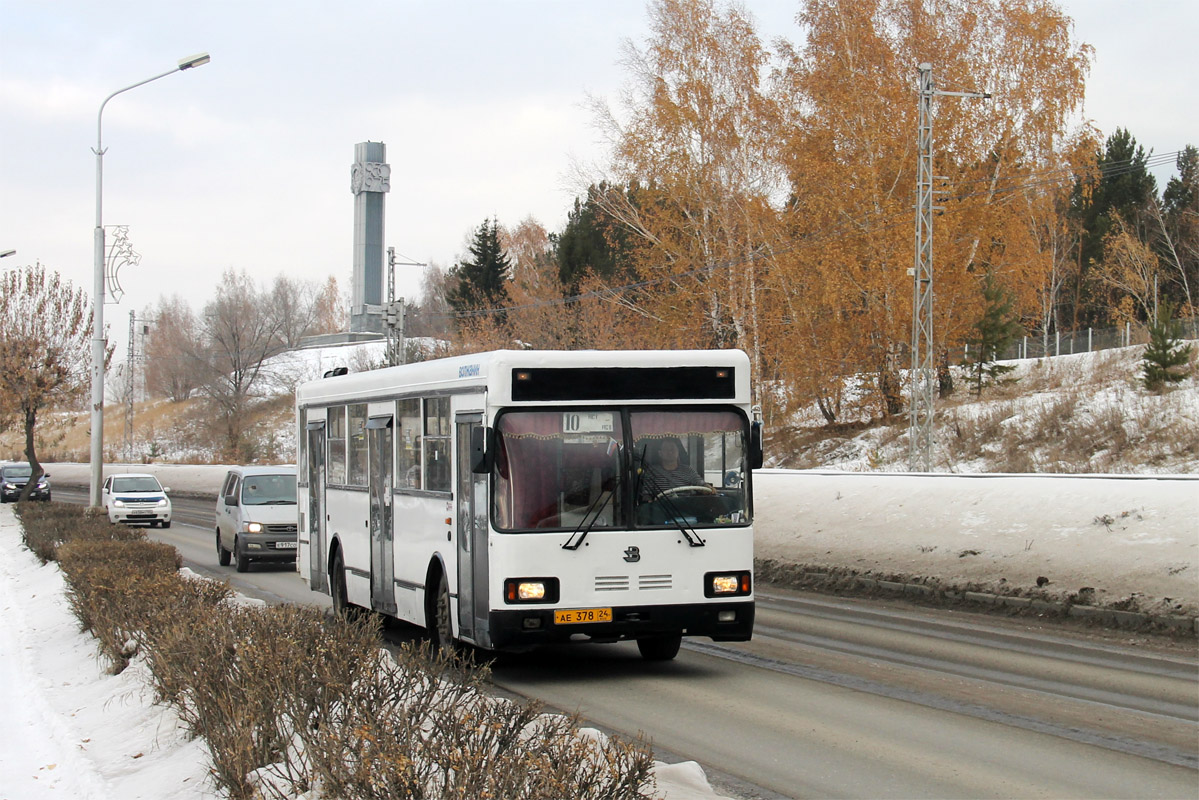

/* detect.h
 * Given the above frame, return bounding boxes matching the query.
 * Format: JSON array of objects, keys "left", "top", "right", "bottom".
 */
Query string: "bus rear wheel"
[{"left": 637, "top": 633, "right": 682, "bottom": 661}]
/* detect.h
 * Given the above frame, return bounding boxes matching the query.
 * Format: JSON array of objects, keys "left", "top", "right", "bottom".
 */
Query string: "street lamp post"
[{"left": 90, "top": 53, "right": 210, "bottom": 507}]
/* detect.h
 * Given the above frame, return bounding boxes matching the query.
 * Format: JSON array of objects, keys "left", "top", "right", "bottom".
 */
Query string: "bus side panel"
[
  {"left": 390, "top": 492, "right": 456, "bottom": 626},
  {"left": 326, "top": 487, "right": 372, "bottom": 608}
]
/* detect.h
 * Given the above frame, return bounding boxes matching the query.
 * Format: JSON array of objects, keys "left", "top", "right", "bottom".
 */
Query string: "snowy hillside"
[{"left": 769, "top": 344, "right": 1199, "bottom": 475}]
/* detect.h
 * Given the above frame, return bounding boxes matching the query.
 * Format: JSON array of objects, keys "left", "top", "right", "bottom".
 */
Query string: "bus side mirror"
[
  {"left": 750, "top": 421, "right": 764, "bottom": 470},
  {"left": 470, "top": 426, "right": 495, "bottom": 474}
]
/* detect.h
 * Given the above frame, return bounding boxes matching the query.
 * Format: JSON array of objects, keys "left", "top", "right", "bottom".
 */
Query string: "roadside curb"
[{"left": 758, "top": 560, "right": 1199, "bottom": 637}]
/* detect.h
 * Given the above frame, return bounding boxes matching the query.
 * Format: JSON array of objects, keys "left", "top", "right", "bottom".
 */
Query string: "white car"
[{"left": 102, "top": 473, "right": 172, "bottom": 528}]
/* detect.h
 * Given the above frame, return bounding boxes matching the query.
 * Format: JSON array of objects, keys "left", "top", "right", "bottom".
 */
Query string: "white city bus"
[{"left": 295, "top": 349, "right": 760, "bottom": 660}]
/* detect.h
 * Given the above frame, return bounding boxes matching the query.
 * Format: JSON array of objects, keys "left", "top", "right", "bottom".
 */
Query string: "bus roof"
[{"left": 295, "top": 349, "right": 752, "bottom": 407}]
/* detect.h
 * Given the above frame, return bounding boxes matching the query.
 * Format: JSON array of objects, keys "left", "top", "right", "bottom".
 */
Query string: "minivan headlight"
[
  {"left": 246, "top": 522, "right": 263, "bottom": 533},
  {"left": 157, "top": 498, "right": 169, "bottom": 507}
]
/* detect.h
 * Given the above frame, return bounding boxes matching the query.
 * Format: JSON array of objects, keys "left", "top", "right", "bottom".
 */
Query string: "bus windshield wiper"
[
  {"left": 637, "top": 462, "right": 705, "bottom": 548},
  {"left": 561, "top": 488, "right": 614, "bottom": 551}
]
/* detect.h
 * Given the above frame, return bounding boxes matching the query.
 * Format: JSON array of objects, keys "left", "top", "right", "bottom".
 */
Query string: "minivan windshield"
[
  {"left": 112, "top": 476, "right": 163, "bottom": 493},
  {"left": 240, "top": 474, "right": 297, "bottom": 505}
]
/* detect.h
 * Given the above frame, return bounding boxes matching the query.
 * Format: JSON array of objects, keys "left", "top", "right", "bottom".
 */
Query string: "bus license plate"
[{"left": 554, "top": 608, "right": 612, "bottom": 625}]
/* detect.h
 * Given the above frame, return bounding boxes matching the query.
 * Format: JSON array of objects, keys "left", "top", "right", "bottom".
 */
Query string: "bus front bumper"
[{"left": 488, "top": 600, "right": 754, "bottom": 650}]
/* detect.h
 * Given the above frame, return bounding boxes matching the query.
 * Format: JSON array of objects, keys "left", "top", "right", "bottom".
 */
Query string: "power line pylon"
[{"left": 909, "top": 63, "right": 989, "bottom": 472}]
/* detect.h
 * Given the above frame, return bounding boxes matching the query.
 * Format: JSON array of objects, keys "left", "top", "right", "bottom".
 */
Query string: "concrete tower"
[{"left": 350, "top": 141, "right": 390, "bottom": 333}]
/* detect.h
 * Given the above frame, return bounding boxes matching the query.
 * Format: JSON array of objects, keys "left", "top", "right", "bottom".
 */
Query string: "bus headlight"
[
  {"left": 705, "top": 571, "right": 751, "bottom": 598},
  {"left": 504, "top": 577, "right": 559, "bottom": 604}
]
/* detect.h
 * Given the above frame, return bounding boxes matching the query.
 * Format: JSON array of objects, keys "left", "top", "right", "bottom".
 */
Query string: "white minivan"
[
  {"left": 215, "top": 465, "right": 299, "bottom": 572},
  {"left": 102, "top": 473, "right": 172, "bottom": 527}
]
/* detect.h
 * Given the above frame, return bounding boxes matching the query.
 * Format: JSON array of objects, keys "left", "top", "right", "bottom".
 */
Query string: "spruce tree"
[
  {"left": 965, "top": 273, "right": 1024, "bottom": 397},
  {"left": 1141, "top": 303, "right": 1194, "bottom": 390},
  {"left": 446, "top": 219, "right": 512, "bottom": 321}
]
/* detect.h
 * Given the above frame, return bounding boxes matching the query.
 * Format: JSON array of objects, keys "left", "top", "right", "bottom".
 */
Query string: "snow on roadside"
[
  {"left": 0, "top": 507, "right": 212, "bottom": 799},
  {"left": 0, "top": 506, "right": 723, "bottom": 800}
]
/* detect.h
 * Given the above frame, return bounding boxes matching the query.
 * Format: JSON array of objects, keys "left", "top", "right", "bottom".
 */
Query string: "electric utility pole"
[
  {"left": 385, "top": 247, "right": 425, "bottom": 367},
  {"left": 124, "top": 311, "right": 150, "bottom": 461},
  {"left": 909, "top": 63, "right": 989, "bottom": 472}
]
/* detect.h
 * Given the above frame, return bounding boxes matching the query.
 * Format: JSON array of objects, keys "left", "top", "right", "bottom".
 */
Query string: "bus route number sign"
[{"left": 562, "top": 412, "right": 614, "bottom": 434}]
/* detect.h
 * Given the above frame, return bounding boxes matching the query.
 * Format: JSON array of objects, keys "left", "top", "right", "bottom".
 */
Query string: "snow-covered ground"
[{"left": 0, "top": 507, "right": 721, "bottom": 800}]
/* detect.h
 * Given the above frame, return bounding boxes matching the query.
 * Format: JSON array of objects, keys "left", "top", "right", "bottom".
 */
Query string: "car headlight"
[
  {"left": 503, "top": 577, "right": 559, "bottom": 604},
  {"left": 705, "top": 571, "right": 752, "bottom": 597},
  {"left": 157, "top": 498, "right": 169, "bottom": 507},
  {"left": 112, "top": 499, "right": 126, "bottom": 508},
  {"left": 246, "top": 522, "right": 263, "bottom": 533}
]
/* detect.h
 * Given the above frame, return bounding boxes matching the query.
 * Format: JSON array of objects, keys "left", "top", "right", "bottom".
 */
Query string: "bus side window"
[
  {"left": 424, "top": 397, "right": 450, "bottom": 492},
  {"left": 397, "top": 398, "right": 422, "bottom": 490},
  {"left": 328, "top": 406, "right": 347, "bottom": 485}
]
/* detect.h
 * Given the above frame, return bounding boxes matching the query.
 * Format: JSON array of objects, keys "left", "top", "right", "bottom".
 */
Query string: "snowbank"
[{"left": 755, "top": 470, "right": 1199, "bottom": 616}]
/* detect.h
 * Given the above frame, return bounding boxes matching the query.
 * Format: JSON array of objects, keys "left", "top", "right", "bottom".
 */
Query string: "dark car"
[{"left": 0, "top": 463, "right": 51, "bottom": 502}]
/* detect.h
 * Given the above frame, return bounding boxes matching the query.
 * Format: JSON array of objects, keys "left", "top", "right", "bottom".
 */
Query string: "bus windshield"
[{"left": 492, "top": 408, "right": 749, "bottom": 532}]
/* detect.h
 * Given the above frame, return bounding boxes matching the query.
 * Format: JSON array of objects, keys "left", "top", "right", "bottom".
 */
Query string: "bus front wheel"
[
  {"left": 430, "top": 572, "right": 455, "bottom": 652},
  {"left": 331, "top": 551, "right": 351, "bottom": 617},
  {"left": 637, "top": 633, "right": 682, "bottom": 661}
]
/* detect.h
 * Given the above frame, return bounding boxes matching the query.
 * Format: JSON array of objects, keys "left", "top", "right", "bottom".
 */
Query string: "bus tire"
[
  {"left": 430, "top": 571, "right": 455, "bottom": 652},
  {"left": 331, "top": 550, "right": 351, "bottom": 617},
  {"left": 216, "top": 529, "right": 231, "bottom": 566},
  {"left": 637, "top": 633, "right": 682, "bottom": 661}
]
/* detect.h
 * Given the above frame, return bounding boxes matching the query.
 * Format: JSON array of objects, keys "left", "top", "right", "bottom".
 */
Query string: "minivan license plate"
[
  {"left": 553, "top": 608, "right": 612, "bottom": 625},
  {"left": 275, "top": 541, "right": 297, "bottom": 549}
]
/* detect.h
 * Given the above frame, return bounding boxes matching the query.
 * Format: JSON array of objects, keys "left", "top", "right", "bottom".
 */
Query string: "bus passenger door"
[
  {"left": 306, "top": 421, "right": 328, "bottom": 593},
  {"left": 367, "top": 416, "right": 396, "bottom": 615},
  {"left": 455, "top": 414, "right": 490, "bottom": 648}
]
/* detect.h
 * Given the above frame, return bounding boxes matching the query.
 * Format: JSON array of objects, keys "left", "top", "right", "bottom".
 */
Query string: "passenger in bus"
[{"left": 639, "top": 439, "right": 708, "bottom": 498}]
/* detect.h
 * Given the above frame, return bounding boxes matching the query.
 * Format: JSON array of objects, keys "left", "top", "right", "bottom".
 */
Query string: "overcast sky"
[{"left": 1, "top": 0, "right": 1195, "bottom": 357}]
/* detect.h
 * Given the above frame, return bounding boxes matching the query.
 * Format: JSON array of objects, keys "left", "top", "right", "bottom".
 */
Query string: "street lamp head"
[
  {"left": 178, "top": 52, "right": 211, "bottom": 70},
  {"left": 0, "top": 249, "right": 15, "bottom": 259}
]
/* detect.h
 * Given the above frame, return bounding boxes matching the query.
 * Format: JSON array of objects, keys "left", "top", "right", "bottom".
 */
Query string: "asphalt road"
[{"left": 52, "top": 488, "right": 1199, "bottom": 799}]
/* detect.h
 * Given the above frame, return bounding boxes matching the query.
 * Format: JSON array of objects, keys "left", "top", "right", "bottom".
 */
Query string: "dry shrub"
[
  {"left": 16, "top": 504, "right": 656, "bottom": 799},
  {"left": 272, "top": 643, "right": 655, "bottom": 800},
  {"left": 56, "top": 538, "right": 182, "bottom": 671},
  {"left": 147, "top": 604, "right": 381, "bottom": 800},
  {"left": 15, "top": 503, "right": 141, "bottom": 562}
]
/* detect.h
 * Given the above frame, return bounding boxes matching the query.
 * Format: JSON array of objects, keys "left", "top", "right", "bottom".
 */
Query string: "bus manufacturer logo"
[
  {"left": 623, "top": 546, "right": 640, "bottom": 563},
  {"left": 459, "top": 364, "right": 481, "bottom": 378}
]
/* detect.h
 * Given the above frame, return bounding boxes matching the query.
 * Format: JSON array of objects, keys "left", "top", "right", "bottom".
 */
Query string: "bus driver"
[{"left": 640, "top": 439, "right": 709, "bottom": 498}]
